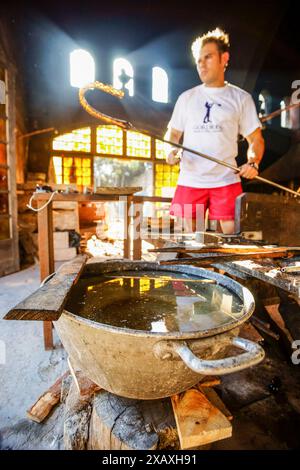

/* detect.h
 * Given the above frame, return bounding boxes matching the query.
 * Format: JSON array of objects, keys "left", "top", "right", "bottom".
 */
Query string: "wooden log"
[
  {"left": 4, "top": 254, "right": 88, "bottom": 321},
  {"left": 69, "top": 365, "right": 101, "bottom": 398},
  {"left": 171, "top": 388, "right": 232, "bottom": 449},
  {"left": 60, "top": 374, "right": 73, "bottom": 404},
  {"left": 27, "top": 371, "right": 70, "bottom": 423},
  {"left": 64, "top": 380, "right": 94, "bottom": 450}
]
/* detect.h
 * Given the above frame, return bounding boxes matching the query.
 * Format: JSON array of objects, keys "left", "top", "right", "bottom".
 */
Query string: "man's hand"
[
  {"left": 166, "top": 148, "right": 181, "bottom": 165},
  {"left": 238, "top": 163, "right": 258, "bottom": 179}
]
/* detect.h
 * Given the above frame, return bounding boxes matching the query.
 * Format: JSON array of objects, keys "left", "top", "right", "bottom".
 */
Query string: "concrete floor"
[
  {"left": 0, "top": 263, "right": 67, "bottom": 449},
  {"left": 1, "top": 262, "right": 300, "bottom": 450}
]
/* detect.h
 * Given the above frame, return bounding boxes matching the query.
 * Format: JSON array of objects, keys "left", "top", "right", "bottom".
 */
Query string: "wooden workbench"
[
  {"left": 212, "top": 257, "right": 300, "bottom": 300},
  {"left": 34, "top": 190, "right": 141, "bottom": 350}
]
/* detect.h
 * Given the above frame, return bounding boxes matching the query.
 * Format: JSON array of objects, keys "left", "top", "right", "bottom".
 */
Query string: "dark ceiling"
[{"left": 3, "top": 0, "right": 299, "bottom": 136}]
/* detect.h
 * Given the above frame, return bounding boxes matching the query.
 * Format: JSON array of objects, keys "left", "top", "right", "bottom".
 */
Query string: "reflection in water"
[{"left": 66, "top": 271, "right": 244, "bottom": 333}]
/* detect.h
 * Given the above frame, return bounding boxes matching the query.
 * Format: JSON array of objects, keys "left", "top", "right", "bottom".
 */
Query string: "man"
[{"left": 165, "top": 28, "right": 264, "bottom": 234}]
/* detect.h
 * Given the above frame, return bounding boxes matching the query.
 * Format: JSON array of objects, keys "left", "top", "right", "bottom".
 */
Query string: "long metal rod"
[
  {"left": 79, "top": 81, "right": 300, "bottom": 198},
  {"left": 260, "top": 101, "right": 300, "bottom": 123}
]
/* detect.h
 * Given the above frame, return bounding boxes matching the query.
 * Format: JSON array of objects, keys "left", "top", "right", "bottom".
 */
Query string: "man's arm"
[
  {"left": 164, "top": 127, "right": 183, "bottom": 165},
  {"left": 239, "top": 127, "right": 265, "bottom": 179}
]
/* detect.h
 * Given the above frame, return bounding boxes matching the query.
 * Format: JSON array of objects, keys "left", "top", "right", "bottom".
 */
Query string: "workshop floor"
[{"left": 0, "top": 262, "right": 300, "bottom": 450}]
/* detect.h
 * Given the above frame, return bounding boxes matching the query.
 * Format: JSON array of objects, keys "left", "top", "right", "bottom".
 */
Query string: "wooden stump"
[
  {"left": 64, "top": 381, "right": 94, "bottom": 450},
  {"left": 26, "top": 369, "right": 236, "bottom": 450},
  {"left": 88, "top": 391, "right": 179, "bottom": 450}
]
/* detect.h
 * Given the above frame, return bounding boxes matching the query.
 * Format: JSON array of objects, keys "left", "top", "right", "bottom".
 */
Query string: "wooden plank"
[
  {"left": 199, "top": 387, "right": 233, "bottom": 422},
  {"left": 171, "top": 388, "right": 232, "bottom": 449},
  {"left": 4, "top": 254, "right": 88, "bottom": 321},
  {"left": 43, "top": 322, "right": 54, "bottom": 351},
  {"left": 37, "top": 199, "right": 54, "bottom": 281},
  {"left": 27, "top": 371, "right": 70, "bottom": 423},
  {"left": 123, "top": 195, "right": 132, "bottom": 259},
  {"left": 150, "top": 246, "right": 299, "bottom": 254},
  {"left": 133, "top": 201, "right": 142, "bottom": 260},
  {"left": 217, "top": 259, "right": 300, "bottom": 297},
  {"left": 95, "top": 186, "right": 142, "bottom": 195},
  {"left": 160, "top": 251, "right": 289, "bottom": 266}
]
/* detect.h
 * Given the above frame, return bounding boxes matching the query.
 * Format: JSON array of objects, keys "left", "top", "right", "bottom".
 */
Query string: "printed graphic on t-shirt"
[
  {"left": 192, "top": 100, "right": 223, "bottom": 133},
  {"left": 203, "top": 101, "right": 221, "bottom": 123}
]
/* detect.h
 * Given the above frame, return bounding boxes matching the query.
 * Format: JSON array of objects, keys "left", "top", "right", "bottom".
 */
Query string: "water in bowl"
[{"left": 66, "top": 270, "right": 244, "bottom": 333}]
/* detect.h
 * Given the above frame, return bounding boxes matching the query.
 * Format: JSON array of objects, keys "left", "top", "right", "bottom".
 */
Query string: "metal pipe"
[
  {"left": 79, "top": 81, "right": 300, "bottom": 198},
  {"left": 260, "top": 101, "right": 300, "bottom": 123}
]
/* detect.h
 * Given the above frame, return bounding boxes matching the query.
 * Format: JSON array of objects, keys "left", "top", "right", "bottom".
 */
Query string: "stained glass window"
[
  {"left": 52, "top": 126, "right": 179, "bottom": 197},
  {"left": 52, "top": 127, "right": 91, "bottom": 152},
  {"left": 155, "top": 163, "right": 179, "bottom": 197},
  {"left": 155, "top": 139, "right": 169, "bottom": 160},
  {"left": 127, "top": 131, "right": 151, "bottom": 158},
  {"left": 96, "top": 125, "right": 123, "bottom": 155},
  {"left": 52, "top": 156, "right": 91, "bottom": 188}
]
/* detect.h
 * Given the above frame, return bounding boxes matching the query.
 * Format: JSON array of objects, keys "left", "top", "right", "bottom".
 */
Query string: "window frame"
[{"left": 50, "top": 125, "right": 179, "bottom": 197}]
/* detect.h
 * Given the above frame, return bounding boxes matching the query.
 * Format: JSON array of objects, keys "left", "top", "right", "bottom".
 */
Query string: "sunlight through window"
[
  {"left": 152, "top": 67, "right": 168, "bottom": 103},
  {"left": 70, "top": 49, "right": 95, "bottom": 88},
  {"left": 113, "top": 58, "right": 134, "bottom": 97}
]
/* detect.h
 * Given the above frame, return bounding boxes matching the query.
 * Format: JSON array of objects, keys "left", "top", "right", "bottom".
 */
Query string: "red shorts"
[{"left": 170, "top": 182, "right": 243, "bottom": 220}]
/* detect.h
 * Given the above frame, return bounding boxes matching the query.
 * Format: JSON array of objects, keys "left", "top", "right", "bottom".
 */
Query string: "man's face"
[{"left": 196, "top": 41, "right": 229, "bottom": 86}]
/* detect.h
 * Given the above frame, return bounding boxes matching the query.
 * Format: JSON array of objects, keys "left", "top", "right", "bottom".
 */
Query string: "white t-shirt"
[{"left": 168, "top": 82, "right": 262, "bottom": 188}]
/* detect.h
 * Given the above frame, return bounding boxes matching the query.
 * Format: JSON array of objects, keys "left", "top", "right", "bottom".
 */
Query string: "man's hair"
[{"left": 191, "top": 27, "right": 230, "bottom": 61}]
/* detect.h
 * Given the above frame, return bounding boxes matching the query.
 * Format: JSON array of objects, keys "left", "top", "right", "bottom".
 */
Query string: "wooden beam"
[{"left": 4, "top": 254, "right": 88, "bottom": 321}]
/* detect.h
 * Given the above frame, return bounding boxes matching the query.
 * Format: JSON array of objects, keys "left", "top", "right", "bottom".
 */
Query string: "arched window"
[
  {"left": 258, "top": 89, "right": 272, "bottom": 125},
  {"left": 70, "top": 49, "right": 95, "bottom": 88},
  {"left": 280, "top": 97, "right": 291, "bottom": 129},
  {"left": 113, "top": 58, "right": 134, "bottom": 97},
  {"left": 152, "top": 67, "right": 168, "bottom": 103}
]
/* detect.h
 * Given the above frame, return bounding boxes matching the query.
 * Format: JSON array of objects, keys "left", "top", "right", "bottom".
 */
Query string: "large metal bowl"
[{"left": 54, "top": 260, "right": 264, "bottom": 399}]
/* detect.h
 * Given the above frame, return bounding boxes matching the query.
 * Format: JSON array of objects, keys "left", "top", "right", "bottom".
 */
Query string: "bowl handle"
[{"left": 165, "top": 337, "right": 265, "bottom": 375}]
